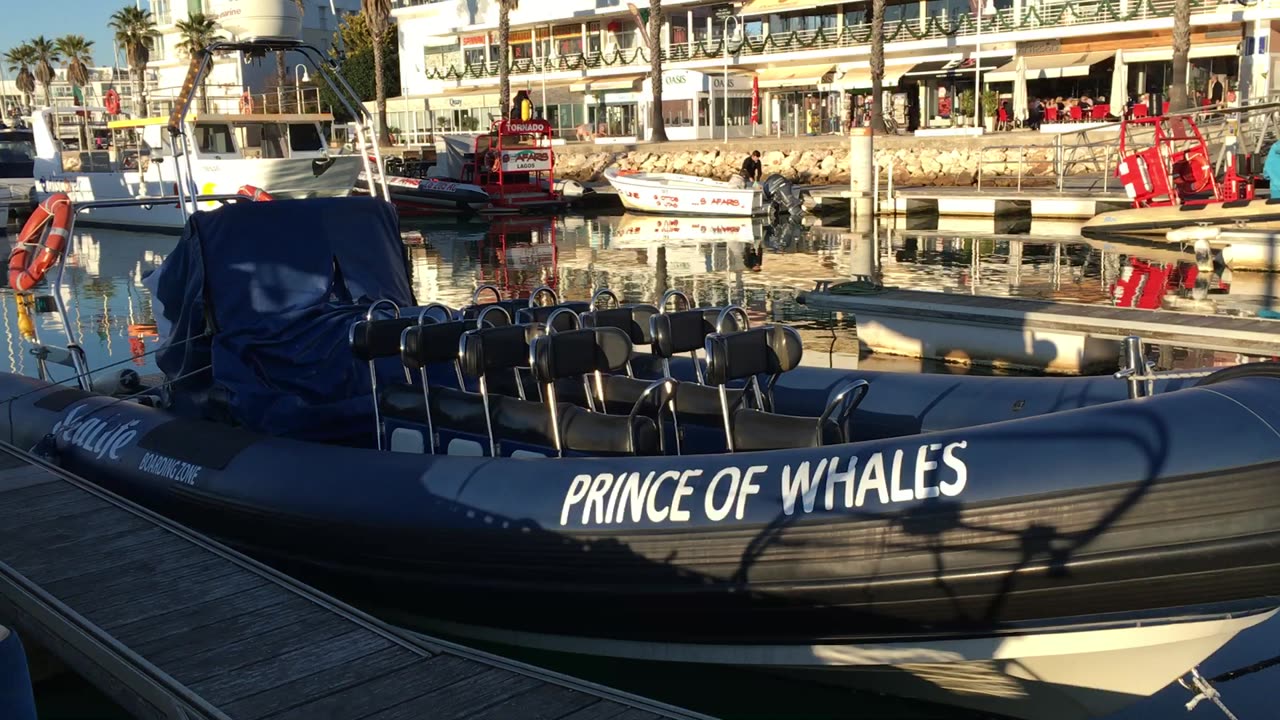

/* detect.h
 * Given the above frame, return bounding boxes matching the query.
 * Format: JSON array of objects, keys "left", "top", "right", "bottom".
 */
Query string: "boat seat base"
[
  {"left": 379, "top": 383, "right": 659, "bottom": 456},
  {"left": 732, "top": 408, "right": 841, "bottom": 451}
]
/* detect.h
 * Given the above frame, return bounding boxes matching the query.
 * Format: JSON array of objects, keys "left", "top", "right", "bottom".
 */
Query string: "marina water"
[{"left": 2, "top": 212, "right": 1276, "bottom": 719}]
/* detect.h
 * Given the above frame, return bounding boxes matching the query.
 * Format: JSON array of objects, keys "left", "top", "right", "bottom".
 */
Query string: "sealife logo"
[{"left": 51, "top": 404, "right": 141, "bottom": 461}]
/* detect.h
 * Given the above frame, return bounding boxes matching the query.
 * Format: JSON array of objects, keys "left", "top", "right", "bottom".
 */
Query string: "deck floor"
[{"left": 0, "top": 446, "right": 696, "bottom": 720}]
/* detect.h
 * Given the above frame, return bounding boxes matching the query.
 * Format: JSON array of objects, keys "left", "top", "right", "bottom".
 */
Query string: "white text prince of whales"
[{"left": 560, "top": 441, "right": 968, "bottom": 527}]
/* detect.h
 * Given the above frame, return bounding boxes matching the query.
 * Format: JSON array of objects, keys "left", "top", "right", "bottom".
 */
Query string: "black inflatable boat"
[{"left": 4, "top": 197, "right": 1278, "bottom": 720}]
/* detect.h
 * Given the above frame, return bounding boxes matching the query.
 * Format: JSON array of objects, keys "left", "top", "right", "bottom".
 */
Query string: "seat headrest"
[
  {"left": 459, "top": 323, "right": 546, "bottom": 378},
  {"left": 530, "top": 327, "right": 633, "bottom": 383},
  {"left": 350, "top": 317, "right": 424, "bottom": 362},
  {"left": 515, "top": 301, "right": 590, "bottom": 331},
  {"left": 582, "top": 304, "right": 658, "bottom": 345},
  {"left": 651, "top": 308, "right": 742, "bottom": 358},
  {"left": 400, "top": 320, "right": 470, "bottom": 370},
  {"left": 459, "top": 299, "right": 521, "bottom": 326},
  {"left": 704, "top": 325, "right": 803, "bottom": 385}
]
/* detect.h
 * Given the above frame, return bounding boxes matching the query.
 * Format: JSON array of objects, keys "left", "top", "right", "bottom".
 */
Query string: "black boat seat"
[
  {"left": 516, "top": 302, "right": 589, "bottom": 331},
  {"left": 459, "top": 300, "right": 520, "bottom": 325},
  {"left": 705, "top": 325, "right": 868, "bottom": 451},
  {"left": 399, "top": 320, "right": 471, "bottom": 372},
  {"left": 566, "top": 375, "right": 743, "bottom": 426},
  {"left": 488, "top": 394, "right": 657, "bottom": 456},
  {"left": 528, "top": 327, "right": 671, "bottom": 456},
  {"left": 350, "top": 317, "right": 423, "bottom": 362},
  {"left": 379, "top": 384, "right": 490, "bottom": 436},
  {"left": 651, "top": 308, "right": 742, "bottom": 358},
  {"left": 582, "top": 304, "right": 659, "bottom": 345}
]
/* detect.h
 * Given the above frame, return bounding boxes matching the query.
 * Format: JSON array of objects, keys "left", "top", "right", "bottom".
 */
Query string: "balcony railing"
[
  {"left": 418, "top": 0, "right": 1211, "bottom": 81},
  {"left": 392, "top": 0, "right": 451, "bottom": 8}
]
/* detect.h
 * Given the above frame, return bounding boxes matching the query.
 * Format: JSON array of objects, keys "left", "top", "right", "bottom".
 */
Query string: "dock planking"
[
  {"left": 802, "top": 286, "right": 1280, "bottom": 357},
  {"left": 0, "top": 444, "right": 704, "bottom": 720}
]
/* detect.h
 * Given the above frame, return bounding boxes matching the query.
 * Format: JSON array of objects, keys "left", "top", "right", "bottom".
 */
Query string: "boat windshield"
[{"left": 0, "top": 132, "right": 35, "bottom": 179}]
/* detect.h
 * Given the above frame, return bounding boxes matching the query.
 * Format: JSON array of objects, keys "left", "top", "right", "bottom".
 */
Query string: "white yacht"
[{"left": 29, "top": 107, "right": 361, "bottom": 231}]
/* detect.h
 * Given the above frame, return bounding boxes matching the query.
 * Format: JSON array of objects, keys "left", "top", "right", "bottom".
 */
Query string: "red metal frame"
[
  {"left": 465, "top": 119, "right": 560, "bottom": 210},
  {"left": 1114, "top": 115, "right": 1237, "bottom": 208}
]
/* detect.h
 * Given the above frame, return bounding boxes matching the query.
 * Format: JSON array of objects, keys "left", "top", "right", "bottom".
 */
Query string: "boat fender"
[
  {"left": 239, "top": 91, "right": 254, "bottom": 115},
  {"left": 103, "top": 88, "right": 121, "bottom": 116},
  {"left": 92, "top": 369, "right": 143, "bottom": 397},
  {"left": 1167, "top": 225, "right": 1221, "bottom": 244},
  {"left": 9, "top": 193, "right": 72, "bottom": 292},
  {"left": 237, "top": 185, "right": 273, "bottom": 202}
]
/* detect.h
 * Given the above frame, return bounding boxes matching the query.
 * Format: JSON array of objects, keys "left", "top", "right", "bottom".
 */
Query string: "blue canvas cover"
[{"left": 145, "top": 197, "right": 415, "bottom": 441}]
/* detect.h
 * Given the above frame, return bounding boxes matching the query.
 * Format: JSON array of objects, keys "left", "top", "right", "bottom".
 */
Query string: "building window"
[
  {"left": 554, "top": 24, "right": 581, "bottom": 57},
  {"left": 424, "top": 41, "right": 459, "bottom": 73}
]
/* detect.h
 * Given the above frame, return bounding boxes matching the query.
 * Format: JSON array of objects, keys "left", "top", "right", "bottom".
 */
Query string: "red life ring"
[
  {"left": 239, "top": 91, "right": 253, "bottom": 115},
  {"left": 9, "top": 193, "right": 72, "bottom": 292},
  {"left": 103, "top": 88, "right": 121, "bottom": 115},
  {"left": 237, "top": 185, "right": 273, "bottom": 202}
]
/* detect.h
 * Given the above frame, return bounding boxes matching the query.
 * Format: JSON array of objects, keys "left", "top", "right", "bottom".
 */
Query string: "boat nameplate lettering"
[
  {"left": 558, "top": 441, "right": 969, "bottom": 527},
  {"left": 50, "top": 405, "right": 141, "bottom": 461},
  {"left": 138, "top": 452, "right": 202, "bottom": 485}
]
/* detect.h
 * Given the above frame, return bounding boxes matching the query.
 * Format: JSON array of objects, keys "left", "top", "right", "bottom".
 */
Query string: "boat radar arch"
[{"left": 206, "top": 0, "right": 303, "bottom": 43}]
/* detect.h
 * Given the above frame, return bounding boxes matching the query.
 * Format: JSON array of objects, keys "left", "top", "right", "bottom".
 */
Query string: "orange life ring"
[
  {"left": 237, "top": 185, "right": 273, "bottom": 202},
  {"left": 239, "top": 91, "right": 253, "bottom": 114},
  {"left": 103, "top": 88, "right": 121, "bottom": 116},
  {"left": 9, "top": 193, "right": 72, "bottom": 292}
]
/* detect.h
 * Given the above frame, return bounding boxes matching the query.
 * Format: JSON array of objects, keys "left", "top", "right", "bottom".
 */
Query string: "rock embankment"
[{"left": 555, "top": 143, "right": 1091, "bottom": 187}]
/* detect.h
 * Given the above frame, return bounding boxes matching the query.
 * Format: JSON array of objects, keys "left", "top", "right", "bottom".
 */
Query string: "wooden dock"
[
  {"left": 0, "top": 444, "right": 703, "bottom": 720},
  {"left": 800, "top": 285, "right": 1280, "bottom": 372}
]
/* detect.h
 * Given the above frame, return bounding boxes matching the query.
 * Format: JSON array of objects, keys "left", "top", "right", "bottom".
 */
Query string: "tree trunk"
[
  {"left": 134, "top": 61, "right": 148, "bottom": 117},
  {"left": 372, "top": 36, "right": 390, "bottom": 145},
  {"left": 870, "top": 0, "right": 885, "bottom": 134},
  {"left": 1169, "top": 0, "right": 1190, "bottom": 112},
  {"left": 648, "top": 0, "right": 667, "bottom": 142},
  {"left": 276, "top": 51, "right": 288, "bottom": 111},
  {"left": 499, "top": 4, "right": 511, "bottom": 121}
]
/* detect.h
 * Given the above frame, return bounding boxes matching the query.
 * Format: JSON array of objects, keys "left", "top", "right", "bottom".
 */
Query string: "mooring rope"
[{"left": 1180, "top": 653, "right": 1280, "bottom": 719}]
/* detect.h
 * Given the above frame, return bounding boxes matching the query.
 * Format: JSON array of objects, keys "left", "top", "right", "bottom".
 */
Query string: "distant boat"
[
  {"left": 354, "top": 169, "right": 491, "bottom": 216},
  {"left": 603, "top": 166, "right": 766, "bottom": 216},
  {"left": 0, "top": 126, "right": 35, "bottom": 219},
  {"left": 29, "top": 106, "right": 361, "bottom": 231}
]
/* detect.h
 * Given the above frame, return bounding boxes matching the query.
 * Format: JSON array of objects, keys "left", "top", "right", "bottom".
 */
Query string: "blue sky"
[{"left": 2, "top": 1, "right": 133, "bottom": 69}]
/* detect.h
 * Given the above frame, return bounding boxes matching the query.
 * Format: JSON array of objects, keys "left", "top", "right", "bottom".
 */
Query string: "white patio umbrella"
[
  {"left": 1110, "top": 48, "right": 1128, "bottom": 113},
  {"left": 1013, "top": 55, "right": 1029, "bottom": 124}
]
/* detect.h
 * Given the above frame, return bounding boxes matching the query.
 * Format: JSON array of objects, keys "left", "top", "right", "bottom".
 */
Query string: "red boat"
[{"left": 438, "top": 120, "right": 578, "bottom": 215}]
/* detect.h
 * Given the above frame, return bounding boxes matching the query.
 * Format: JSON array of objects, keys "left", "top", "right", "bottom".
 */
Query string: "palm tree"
[
  {"left": 56, "top": 35, "right": 94, "bottom": 147},
  {"left": 276, "top": 1, "right": 305, "bottom": 110},
  {"left": 869, "top": 0, "right": 885, "bottom": 133},
  {"left": 110, "top": 6, "right": 159, "bottom": 117},
  {"left": 27, "top": 37, "right": 60, "bottom": 111},
  {"left": 3, "top": 44, "right": 36, "bottom": 111},
  {"left": 175, "top": 14, "right": 225, "bottom": 113},
  {"left": 498, "top": 0, "right": 519, "bottom": 120},
  {"left": 362, "top": 0, "right": 392, "bottom": 145},
  {"left": 1169, "top": 0, "right": 1190, "bottom": 112},
  {"left": 647, "top": 0, "right": 667, "bottom": 142}
]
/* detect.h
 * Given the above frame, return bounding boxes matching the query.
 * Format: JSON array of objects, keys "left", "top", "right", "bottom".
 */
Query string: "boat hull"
[
  {"left": 356, "top": 173, "right": 490, "bottom": 215},
  {"left": 1082, "top": 198, "right": 1280, "bottom": 237},
  {"left": 33, "top": 156, "right": 363, "bottom": 231},
  {"left": 604, "top": 169, "right": 765, "bottom": 216},
  {"left": 3, "top": 367, "right": 1278, "bottom": 718}
]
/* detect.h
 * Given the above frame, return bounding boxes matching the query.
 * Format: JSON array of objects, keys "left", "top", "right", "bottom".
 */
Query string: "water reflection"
[{"left": 1, "top": 210, "right": 1277, "bottom": 385}]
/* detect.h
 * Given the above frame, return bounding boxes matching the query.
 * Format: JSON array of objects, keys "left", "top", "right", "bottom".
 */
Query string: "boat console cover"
[{"left": 145, "top": 197, "right": 414, "bottom": 440}]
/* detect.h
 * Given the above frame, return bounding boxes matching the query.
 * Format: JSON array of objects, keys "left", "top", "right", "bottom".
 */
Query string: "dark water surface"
[{"left": 2, "top": 211, "right": 1276, "bottom": 719}]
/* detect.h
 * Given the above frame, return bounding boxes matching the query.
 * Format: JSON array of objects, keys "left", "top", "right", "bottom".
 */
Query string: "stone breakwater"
[{"left": 555, "top": 143, "right": 1088, "bottom": 187}]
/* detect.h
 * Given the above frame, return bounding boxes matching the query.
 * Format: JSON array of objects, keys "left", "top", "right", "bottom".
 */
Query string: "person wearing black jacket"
[{"left": 741, "top": 151, "right": 762, "bottom": 183}]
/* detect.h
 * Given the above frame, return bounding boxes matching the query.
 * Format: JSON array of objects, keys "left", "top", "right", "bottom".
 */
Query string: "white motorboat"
[
  {"left": 612, "top": 212, "right": 764, "bottom": 245},
  {"left": 30, "top": 106, "right": 362, "bottom": 231},
  {"left": 603, "top": 166, "right": 765, "bottom": 216},
  {"left": 0, "top": 126, "right": 35, "bottom": 221}
]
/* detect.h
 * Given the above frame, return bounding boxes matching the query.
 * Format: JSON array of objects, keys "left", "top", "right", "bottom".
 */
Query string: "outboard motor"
[{"left": 762, "top": 173, "right": 810, "bottom": 218}]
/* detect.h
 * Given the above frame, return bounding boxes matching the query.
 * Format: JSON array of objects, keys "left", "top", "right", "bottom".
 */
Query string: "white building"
[
  {"left": 144, "top": 0, "right": 360, "bottom": 115},
  {"left": 388, "top": 0, "right": 1280, "bottom": 140}
]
